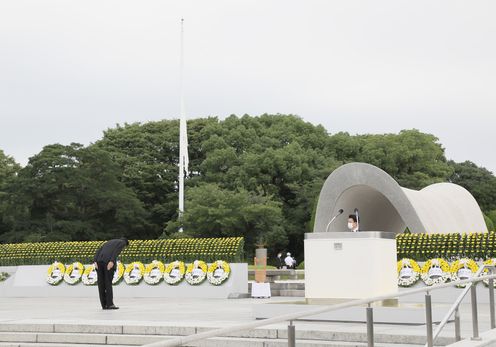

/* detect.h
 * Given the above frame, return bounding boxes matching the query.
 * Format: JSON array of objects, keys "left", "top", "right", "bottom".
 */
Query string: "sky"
[{"left": 0, "top": 0, "right": 495, "bottom": 174}]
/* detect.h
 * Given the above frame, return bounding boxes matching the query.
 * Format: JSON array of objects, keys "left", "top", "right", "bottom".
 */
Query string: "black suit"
[{"left": 93, "top": 238, "right": 127, "bottom": 309}]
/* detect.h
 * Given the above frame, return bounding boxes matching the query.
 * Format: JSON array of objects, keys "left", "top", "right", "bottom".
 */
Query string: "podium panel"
[{"left": 304, "top": 232, "right": 397, "bottom": 301}]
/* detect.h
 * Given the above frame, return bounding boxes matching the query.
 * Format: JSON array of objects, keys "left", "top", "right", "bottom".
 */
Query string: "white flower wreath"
[
  {"left": 397, "top": 258, "right": 420, "bottom": 287},
  {"left": 124, "top": 261, "right": 145, "bottom": 285},
  {"left": 63, "top": 262, "right": 84, "bottom": 285},
  {"left": 483, "top": 258, "right": 496, "bottom": 287},
  {"left": 450, "top": 258, "right": 478, "bottom": 288},
  {"left": 112, "top": 261, "right": 125, "bottom": 285},
  {"left": 82, "top": 264, "right": 98, "bottom": 286},
  {"left": 185, "top": 260, "right": 207, "bottom": 285},
  {"left": 207, "top": 260, "right": 231, "bottom": 286},
  {"left": 46, "top": 262, "right": 65, "bottom": 285},
  {"left": 144, "top": 260, "right": 165, "bottom": 285},
  {"left": 0, "top": 272, "right": 10, "bottom": 282},
  {"left": 421, "top": 258, "right": 451, "bottom": 286},
  {"left": 164, "top": 260, "right": 186, "bottom": 285}
]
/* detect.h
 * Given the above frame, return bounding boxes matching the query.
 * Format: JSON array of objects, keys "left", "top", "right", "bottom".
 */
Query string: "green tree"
[
  {"left": 0, "top": 150, "right": 21, "bottom": 235},
  {"left": 166, "top": 183, "right": 287, "bottom": 258},
  {"left": 484, "top": 214, "right": 495, "bottom": 231},
  {"left": 488, "top": 210, "right": 496, "bottom": 230},
  {"left": 195, "top": 114, "right": 340, "bottom": 258},
  {"left": 3, "top": 114, "right": 490, "bottom": 263},
  {"left": 448, "top": 161, "right": 496, "bottom": 212},
  {"left": 328, "top": 130, "right": 454, "bottom": 189},
  {"left": 97, "top": 115, "right": 340, "bottom": 259},
  {"left": 94, "top": 118, "right": 222, "bottom": 238},
  {"left": 1, "top": 143, "right": 147, "bottom": 242},
  {"left": 0, "top": 150, "right": 20, "bottom": 187}
]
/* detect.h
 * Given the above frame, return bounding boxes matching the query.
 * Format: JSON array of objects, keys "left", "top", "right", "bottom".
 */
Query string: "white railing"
[
  {"left": 143, "top": 269, "right": 496, "bottom": 347},
  {"left": 427, "top": 265, "right": 495, "bottom": 346}
]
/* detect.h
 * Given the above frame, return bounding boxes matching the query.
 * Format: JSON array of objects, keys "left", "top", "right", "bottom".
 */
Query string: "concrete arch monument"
[
  {"left": 313, "top": 162, "right": 487, "bottom": 234},
  {"left": 306, "top": 163, "right": 487, "bottom": 302}
]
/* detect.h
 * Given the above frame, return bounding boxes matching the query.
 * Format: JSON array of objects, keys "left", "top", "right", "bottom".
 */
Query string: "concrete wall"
[{"left": 0, "top": 264, "right": 248, "bottom": 298}]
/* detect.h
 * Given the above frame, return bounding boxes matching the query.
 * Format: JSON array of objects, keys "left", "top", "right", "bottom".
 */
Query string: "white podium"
[{"left": 304, "top": 232, "right": 397, "bottom": 302}]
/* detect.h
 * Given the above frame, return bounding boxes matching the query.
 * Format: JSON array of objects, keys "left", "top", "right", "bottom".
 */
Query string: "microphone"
[{"left": 325, "top": 209, "right": 344, "bottom": 232}]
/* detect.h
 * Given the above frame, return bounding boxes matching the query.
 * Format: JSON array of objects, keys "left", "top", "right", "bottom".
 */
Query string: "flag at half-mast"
[
  {"left": 178, "top": 18, "right": 189, "bottom": 219},
  {"left": 179, "top": 19, "right": 189, "bottom": 179},
  {"left": 179, "top": 113, "right": 189, "bottom": 177}
]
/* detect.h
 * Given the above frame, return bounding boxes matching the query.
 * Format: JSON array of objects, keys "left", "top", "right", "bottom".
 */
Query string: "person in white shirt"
[
  {"left": 347, "top": 215, "right": 359, "bottom": 232},
  {"left": 284, "top": 252, "right": 294, "bottom": 269}
]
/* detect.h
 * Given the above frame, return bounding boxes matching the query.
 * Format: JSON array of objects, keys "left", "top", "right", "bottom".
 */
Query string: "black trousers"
[{"left": 96, "top": 261, "right": 115, "bottom": 308}]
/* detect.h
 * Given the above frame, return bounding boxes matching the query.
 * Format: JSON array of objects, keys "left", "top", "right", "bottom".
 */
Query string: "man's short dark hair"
[
  {"left": 120, "top": 237, "right": 129, "bottom": 246},
  {"left": 348, "top": 215, "right": 357, "bottom": 223}
]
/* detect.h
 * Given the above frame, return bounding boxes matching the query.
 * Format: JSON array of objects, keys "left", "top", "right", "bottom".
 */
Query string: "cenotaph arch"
[{"left": 305, "top": 162, "right": 487, "bottom": 302}]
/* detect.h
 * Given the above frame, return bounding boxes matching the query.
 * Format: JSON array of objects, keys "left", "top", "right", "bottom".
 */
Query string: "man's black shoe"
[{"left": 107, "top": 305, "right": 119, "bottom": 309}]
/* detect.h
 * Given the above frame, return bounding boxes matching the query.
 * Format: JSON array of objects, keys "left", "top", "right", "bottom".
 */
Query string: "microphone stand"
[
  {"left": 354, "top": 208, "right": 360, "bottom": 232},
  {"left": 325, "top": 209, "right": 343, "bottom": 232}
]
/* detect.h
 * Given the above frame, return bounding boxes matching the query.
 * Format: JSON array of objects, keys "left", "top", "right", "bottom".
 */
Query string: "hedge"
[{"left": 0, "top": 237, "right": 244, "bottom": 266}]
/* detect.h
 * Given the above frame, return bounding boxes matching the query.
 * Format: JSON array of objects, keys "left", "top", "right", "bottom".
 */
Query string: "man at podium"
[{"left": 347, "top": 215, "right": 359, "bottom": 232}]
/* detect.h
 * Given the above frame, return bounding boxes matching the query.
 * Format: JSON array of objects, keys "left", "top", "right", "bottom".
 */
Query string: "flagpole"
[{"left": 178, "top": 18, "right": 189, "bottom": 232}]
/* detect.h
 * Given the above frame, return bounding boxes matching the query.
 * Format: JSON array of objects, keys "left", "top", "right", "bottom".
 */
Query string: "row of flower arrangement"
[
  {"left": 396, "top": 232, "right": 496, "bottom": 261},
  {"left": 0, "top": 237, "right": 244, "bottom": 266},
  {"left": 47, "top": 260, "right": 231, "bottom": 286},
  {"left": 397, "top": 257, "right": 496, "bottom": 288}
]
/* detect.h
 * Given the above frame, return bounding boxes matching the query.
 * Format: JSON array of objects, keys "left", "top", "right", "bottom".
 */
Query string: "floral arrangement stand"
[
  {"left": 304, "top": 231, "right": 397, "bottom": 303},
  {"left": 251, "top": 248, "right": 271, "bottom": 298}
]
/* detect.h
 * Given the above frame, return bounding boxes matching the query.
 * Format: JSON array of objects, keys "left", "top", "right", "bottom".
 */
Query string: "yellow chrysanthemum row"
[
  {"left": 0, "top": 237, "right": 244, "bottom": 266},
  {"left": 396, "top": 231, "right": 496, "bottom": 261}
]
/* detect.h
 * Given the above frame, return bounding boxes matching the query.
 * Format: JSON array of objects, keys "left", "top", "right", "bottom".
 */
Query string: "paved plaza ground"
[{"left": 0, "top": 295, "right": 494, "bottom": 345}]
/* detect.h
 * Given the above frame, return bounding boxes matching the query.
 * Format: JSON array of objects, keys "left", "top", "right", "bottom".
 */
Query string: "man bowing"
[{"left": 93, "top": 237, "right": 129, "bottom": 310}]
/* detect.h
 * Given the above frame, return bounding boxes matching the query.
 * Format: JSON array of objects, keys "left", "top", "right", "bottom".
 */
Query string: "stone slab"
[
  {"left": 122, "top": 325, "right": 196, "bottom": 336},
  {"left": 106, "top": 334, "right": 172, "bottom": 345},
  {"left": 447, "top": 328, "right": 496, "bottom": 347},
  {"left": 0, "top": 332, "right": 37, "bottom": 343}
]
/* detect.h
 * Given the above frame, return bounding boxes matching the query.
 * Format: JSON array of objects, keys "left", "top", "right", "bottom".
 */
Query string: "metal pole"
[
  {"left": 470, "top": 284, "right": 481, "bottom": 340},
  {"left": 425, "top": 292, "right": 433, "bottom": 347},
  {"left": 288, "top": 320, "right": 295, "bottom": 347},
  {"left": 366, "top": 305, "right": 374, "bottom": 347},
  {"left": 454, "top": 307, "right": 461, "bottom": 342},
  {"left": 178, "top": 18, "right": 190, "bottom": 232},
  {"left": 490, "top": 278, "right": 496, "bottom": 329}
]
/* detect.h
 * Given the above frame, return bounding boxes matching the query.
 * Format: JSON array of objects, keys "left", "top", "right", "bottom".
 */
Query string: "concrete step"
[
  {"left": 185, "top": 337, "right": 425, "bottom": 347},
  {"left": 278, "top": 289, "right": 305, "bottom": 296},
  {"left": 271, "top": 283, "right": 305, "bottom": 290},
  {"left": 0, "top": 332, "right": 173, "bottom": 345},
  {"left": 0, "top": 324, "right": 455, "bottom": 346},
  {"left": 0, "top": 338, "right": 424, "bottom": 347},
  {"left": 248, "top": 282, "right": 305, "bottom": 297},
  {"left": 0, "top": 344, "right": 130, "bottom": 347},
  {"left": 248, "top": 282, "right": 304, "bottom": 290}
]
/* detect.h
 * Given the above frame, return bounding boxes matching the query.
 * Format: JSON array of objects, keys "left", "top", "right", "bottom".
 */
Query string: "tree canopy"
[
  {"left": 0, "top": 143, "right": 147, "bottom": 243},
  {"left": 0, "top": 114, "right": 494, "bottom": 261}
]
